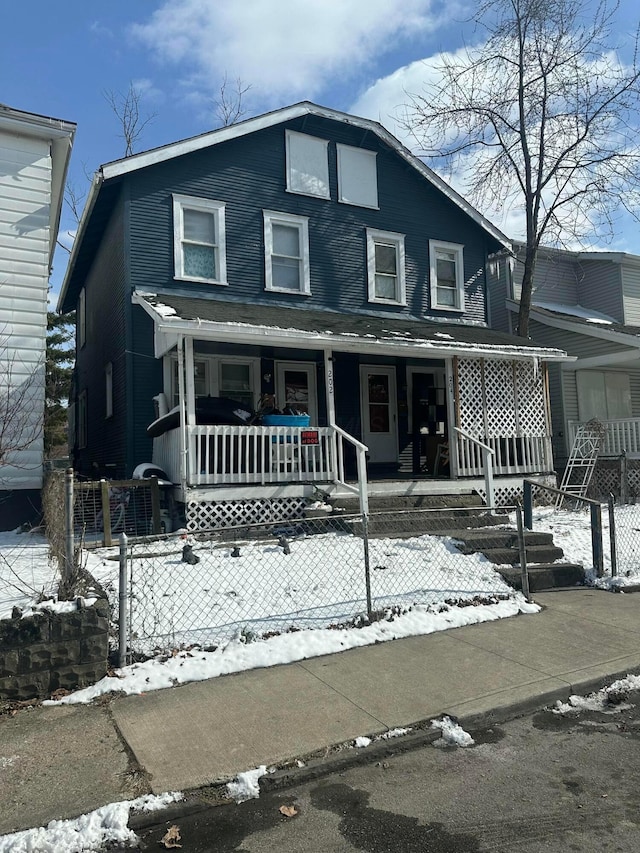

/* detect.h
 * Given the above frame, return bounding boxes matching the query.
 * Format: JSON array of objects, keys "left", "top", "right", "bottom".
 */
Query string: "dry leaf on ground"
[
  {"left": 279, "top": 804, "right": 298, "bottom": 818},
  {"left": 160, "top": 824, "right": 182, "bottom": 848}
]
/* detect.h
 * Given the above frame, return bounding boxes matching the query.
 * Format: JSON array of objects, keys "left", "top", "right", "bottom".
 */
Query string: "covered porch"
[{"left": 133, "top": 293, "right": 567, "bottom": 510}]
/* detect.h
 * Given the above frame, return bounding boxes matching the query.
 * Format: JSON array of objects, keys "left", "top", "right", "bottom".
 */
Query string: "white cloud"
[{"left": 130, "top": 0, "right": 440, "bottom": 105}]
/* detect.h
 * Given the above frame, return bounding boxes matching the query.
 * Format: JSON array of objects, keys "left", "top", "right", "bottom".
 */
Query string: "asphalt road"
[{"left": 137, "top": 687, "right": 640, "bottom": 852}]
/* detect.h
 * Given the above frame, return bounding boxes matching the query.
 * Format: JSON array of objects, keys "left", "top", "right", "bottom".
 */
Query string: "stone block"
[
  {"left": 52, "top": 661, "right": 107, "bottom": 693},
  {"left": 0, "top": 613, "right": 50, "bottom": 648},
  {"left": 0, "top": 649, "right": 19, "bottom": 679},
  {"left": 0, "top": 670, "right": 50, "bottom": 702},
  {"left": 80, "top": 633, "right": 108, "bottom": 665},
  {"left": 17, "top": 645, "right": 52, "bottom": 674}
]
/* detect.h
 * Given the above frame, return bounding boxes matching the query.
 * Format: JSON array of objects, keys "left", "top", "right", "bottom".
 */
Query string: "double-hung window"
[
  {"left": 366, "top": 229, "right": 406, "bottom": 305},
  {"left": 285, "top": 130, "right": 330, "bottom": 199},
  {"left": 173, "top": 194, "right": 227, "bottom": 284},
  {"left": 263, "top": 211, "right": 310, "bottom": 295},
  {"left": 337, "top": 144, "right": 378, "bottom": 208},
  {"left": 430, "top": 240, "right": 464, "bottom": 311}
]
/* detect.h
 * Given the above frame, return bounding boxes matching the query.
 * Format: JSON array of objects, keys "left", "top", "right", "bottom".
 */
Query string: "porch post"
[
  {"left": 324, "top": 348, "right": 336, "bottom": 425},
  {"left": 445, "top": 359, "right": 458, "bottom": 477},
  {"left": 177, "top": 334, "right": 188, "bottom": 491},
  {"left": 184, "top": 336, "right": 196, "bottom": 426}
]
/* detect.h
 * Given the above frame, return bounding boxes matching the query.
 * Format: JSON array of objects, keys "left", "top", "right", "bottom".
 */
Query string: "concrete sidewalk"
[{"left": 3, "top": 587, "right": 640, "bottom": 836}]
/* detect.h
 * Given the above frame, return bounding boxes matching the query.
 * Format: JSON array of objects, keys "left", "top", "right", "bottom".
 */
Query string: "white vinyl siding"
[
  {"left": 337, "top": 144, "right": 378, "bottom": 208},
  {"left": 263, "top": 211, "right": 310, "bottom": 295},
  {"left": 366, "top": 229, "right": 406, "bottom": 305},
  {"left": 173, "top": 194, "right": 227, "bottom": 285},
  {"left": 0, "top": 129, "right": 50, "bottom": 488},
  {"left": 622, "top": 264, "right": 640, "bottom": 325},
  {"left": 430, "top": 240, "right": 465, "bottom": 311},
  {"left": 285, "top": 130, "right": 329, "bottom": 199}
]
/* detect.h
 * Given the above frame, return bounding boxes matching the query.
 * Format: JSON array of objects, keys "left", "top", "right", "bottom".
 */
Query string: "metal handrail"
[{"left": 453, "top": 426, "right": 495, "bottom": 509}]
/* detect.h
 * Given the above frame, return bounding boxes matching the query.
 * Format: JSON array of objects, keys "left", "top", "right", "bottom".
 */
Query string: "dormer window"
[
  {"left": 337, "top": 144, "right": 378, "bottom": 209},
  {"left": 285, "top": 130, "right": 330, "bottom": 199},
  {"left": 173, "top": 194, "right": 227, "bottom": 285}
]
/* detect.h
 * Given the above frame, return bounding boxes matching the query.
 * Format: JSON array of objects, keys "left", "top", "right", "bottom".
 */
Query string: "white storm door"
[
  {"left": 275, "top": 362, "right": 318, "bottom": 422},
  {"left": 360, "top": 366, "right": 398, "bottom": 463}
]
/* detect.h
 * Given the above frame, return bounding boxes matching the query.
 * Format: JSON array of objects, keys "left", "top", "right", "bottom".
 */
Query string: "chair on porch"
[{"left": 434, "top": 441, "right": 450, "bottom": 476}]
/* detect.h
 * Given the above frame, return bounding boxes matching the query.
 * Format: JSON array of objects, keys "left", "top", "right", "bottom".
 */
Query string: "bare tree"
[
  {"left": 56, "top": 179, "right": 87, "bottom": 255},
  {"left": 213, "top": 74, "right": 252, "bottom": 127},
  {"left": 405, "top": 0, "right": 640, "bottom": 337},
  {"left": 103, "top": 81, "right": 157, "bottom": 157}
]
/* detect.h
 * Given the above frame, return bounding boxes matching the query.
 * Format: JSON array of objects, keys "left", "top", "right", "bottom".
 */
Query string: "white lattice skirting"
[{"left": 187, "top": 497, "right": 308, "bottom": 531}]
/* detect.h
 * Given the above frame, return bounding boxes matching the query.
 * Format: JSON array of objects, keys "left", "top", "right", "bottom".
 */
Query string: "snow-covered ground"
[{"left": 0, "top": 529, "right": 56, "bottom": 620}]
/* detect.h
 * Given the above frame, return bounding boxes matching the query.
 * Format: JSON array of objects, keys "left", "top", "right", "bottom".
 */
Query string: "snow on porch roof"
[{"left": 133, "top": 292, "right": 570, "bottom": 362}]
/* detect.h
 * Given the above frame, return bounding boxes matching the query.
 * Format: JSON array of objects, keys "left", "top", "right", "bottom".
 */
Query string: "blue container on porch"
[{"left": 262, "top": 414, "right": 310, "bottom": 427}]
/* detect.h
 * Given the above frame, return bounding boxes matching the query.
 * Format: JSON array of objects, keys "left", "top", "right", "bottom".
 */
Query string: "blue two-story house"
[{"left": 58, "top": 102, "right": 566, "bottom": 529}]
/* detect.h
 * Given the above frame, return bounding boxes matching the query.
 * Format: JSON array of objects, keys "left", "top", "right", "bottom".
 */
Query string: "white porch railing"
[
  {"left": 568, "top": 418, "right": 640, "bottom": 456},
  {"left": 454, "top": 432, "right": 551, "bottom": 478},
  {"left": 153, "top": 424, "right": 369, "bottom": 512},
  {"left": 454, "top": 427, "right": 495, "bottom": 508}
]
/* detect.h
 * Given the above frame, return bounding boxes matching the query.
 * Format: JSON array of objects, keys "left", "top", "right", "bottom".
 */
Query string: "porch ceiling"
[{"left": 133, "top": 291, "right": 569, "bottom": 362}]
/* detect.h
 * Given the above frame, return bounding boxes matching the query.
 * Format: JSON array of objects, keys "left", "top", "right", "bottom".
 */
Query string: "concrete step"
[
  {"left": 478, "top": 544, "right": 566, "bottom": 566},
  {"left": 451, "top": 529, "right": 555, "bottom": 553},
  {"left": 497, "top": 563, "right": 585, "bottom": 591},
  {"left": 346, "top": 511, "right": 510, "bottom": 537},
  {"left": 333, "top": 493, "right": 490, "bottom": 513}
]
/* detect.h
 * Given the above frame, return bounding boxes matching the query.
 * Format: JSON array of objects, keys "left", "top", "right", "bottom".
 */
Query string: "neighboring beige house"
[{"left": 0, "top": 104, "right": 75, "bottom": 528}]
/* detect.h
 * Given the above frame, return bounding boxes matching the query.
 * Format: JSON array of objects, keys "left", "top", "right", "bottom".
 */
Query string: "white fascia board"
[
  {"left": 132, "top": 294, "right": 567, "bottom": 362},
  {"left": 513, "top": 300, "right": 640, "bottom": 349},
  {"left": 100, "top": 101, "right": 510, "bottom": 250},
  {"left": 56, "top": 172, "right": 102, "bottom": 313},
  {"left": 563, "top": 349, "right": 640, "bottom": 371}
]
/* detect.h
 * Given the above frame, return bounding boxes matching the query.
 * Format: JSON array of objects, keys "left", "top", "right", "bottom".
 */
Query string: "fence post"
[
  {"left": 361, "top": 514, "right": 373, "bottom": 619},
  {"left": 608, "top": 493, "right": 617, "bottom": 578},
  {"left": 64, "top": 467, "right": 74, "bottom": 585},
  {"left": 590, "top": 503, "right": 604, "bottom": 578},
  {"left": 523, "top": 480, "right": 533, "bottom": 530},
  {"left": 621, "top": 451, "right": 628, "bottom": 505},
  {"left": 515, "top": 502, "right": 531, "bottom": 602},
  {"left": 101, "top": 479, "right": 112, "bottom": 547},
  {"left": 118, "top": 532, "right": 128, "bottom": 668},
  {"left": 150, "top": 477, "right": 161, "bottom": 534}
]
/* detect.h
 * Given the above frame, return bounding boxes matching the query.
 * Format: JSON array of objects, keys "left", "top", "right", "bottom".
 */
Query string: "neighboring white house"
[{"left": 0, "top": 104, "right": 75, "bottom": 527}]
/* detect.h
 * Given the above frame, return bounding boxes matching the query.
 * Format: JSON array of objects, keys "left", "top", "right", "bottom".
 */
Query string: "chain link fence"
[{"left": 117, "top": 509, "right": 519, "bottom": 658}]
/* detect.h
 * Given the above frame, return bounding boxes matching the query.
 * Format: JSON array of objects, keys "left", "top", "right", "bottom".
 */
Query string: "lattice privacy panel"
[
  {"left": 456, "top": 358, "right": 484, "bottom": 437},
  {"left": 475, "top": 484, "right": 522, "bottom": 507},
  {"left": 456, "top": 357, "right": 547, "bottom": 440},
  {"left": 187, "top": 497, "right": 308, "bottom": 531},
  {"left": 588, "top": 459, "right": 640, "bottom": 501},
  {"left": 514, "top": 360, "right": 547, "bottom": 437}
]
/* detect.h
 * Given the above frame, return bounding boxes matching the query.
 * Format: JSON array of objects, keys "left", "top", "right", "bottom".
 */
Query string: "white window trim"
[
  {"left": 105, "top": 362, "right": 113, "bottom": 419},
  {"left": 167, "top": 353, "right": 260, "bottom": 410},
  {"left": 263, "top": 210, "right": 311, "bottom": 295},
  {"left": 337, "top": 143, "right": 379, "bottom": 209},
  {"left": 285, "top": 130, "right": 330, "bottom": 200},
  {"left": 366, "top": 228, "right": 406, "bottom": 306},
  {"left": 78, "top": 287, "right": 86, "bottom": 349},
  {"left": 429, "top": 240, "right": 465, "bottom": 312},
  {"left": 173, "top": 193, "right": 227, "bottom": 285}
]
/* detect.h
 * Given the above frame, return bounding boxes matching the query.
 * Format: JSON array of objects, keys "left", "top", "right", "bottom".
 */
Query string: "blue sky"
[{"left": 2, "top": 0, "right": 639, "bottom": 300}]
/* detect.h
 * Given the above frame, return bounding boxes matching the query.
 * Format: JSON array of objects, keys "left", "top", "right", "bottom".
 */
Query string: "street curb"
[{"left": 128, "top": 664, "right": 640, "bottom": 834}]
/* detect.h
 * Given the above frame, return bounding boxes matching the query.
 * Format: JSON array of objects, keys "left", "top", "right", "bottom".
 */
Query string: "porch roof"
[{"left": 134, "top": 291, "right": 570, "bottom": 362}]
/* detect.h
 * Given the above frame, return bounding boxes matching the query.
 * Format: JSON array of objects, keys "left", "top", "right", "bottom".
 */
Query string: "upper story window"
[
  {"left": 337, "top": 144, "right": 378, "bottom": 209},
  {"left": 430, "top": 240, "right": 465, "bottom": 311},
  {"left": 105, "top": 362, "right": 113, "bottom": 419},
  {"left": 77, "top": 287, "right": 86, "bottom": 349},
  {"left": 286, "top": 130, "right": 330, "bottom": 199},
  {"left": 263, "top": 211, "right": 310, "bottom": 295},
  {"left": 366, "top": 229, "right": 406, "bottom": 305},
  {"left": 173, "top": 194, "right": 227, "bottom": 285}
]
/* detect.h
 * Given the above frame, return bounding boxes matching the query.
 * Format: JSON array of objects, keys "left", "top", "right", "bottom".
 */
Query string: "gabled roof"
[
  {"left": 508, "top": 299, "right": 640, "bottom": 345},
  {"left": 134, "top": 291, "right": 570, "bottom": 362},
  {"left": 58, "top": 101, "right": 510, "bottom": 313},
  {"left": 0, "top": 104, "right": 76, "bottom": 266}
]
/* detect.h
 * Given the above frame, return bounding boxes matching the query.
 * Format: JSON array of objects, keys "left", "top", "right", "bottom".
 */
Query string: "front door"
[
  {"left": 409, "top": 369, "right": 448, "bottom": 475},
  {"left": 275, "top": 362, "right": 318, "bottom": 422},
  {"left": 360, "top": 366, "right": 398, "bottom": 464}
]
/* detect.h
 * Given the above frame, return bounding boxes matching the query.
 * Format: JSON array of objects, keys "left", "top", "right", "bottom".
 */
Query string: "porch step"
[
  {"left": 334, "top": 493, "right": 487, "bottom": 513},
  {"left": 477, "top": 544, "right": 566, "bottom": 566},
  {"left": 347, "top": 511, "right": 509, "bottom": 537},
  {"left": 497, "top": 563, "right": 585, "bottom": 591},
  {"left": 450, "top": 529, "right": 556, "bottom": 553}
]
